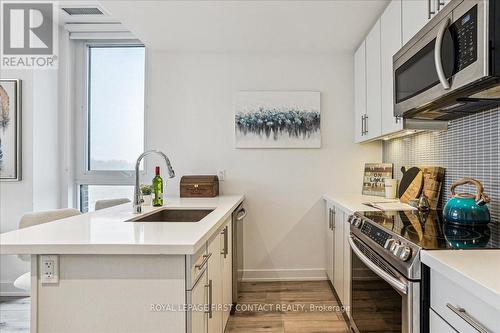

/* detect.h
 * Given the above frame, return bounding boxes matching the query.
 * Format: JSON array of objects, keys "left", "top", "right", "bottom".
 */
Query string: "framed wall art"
[
  {"left": 0, "top": 79, "right": 22, "bottom": 181},
  {"left": 235, "top": 91, "right": 320, "bottom": 148}
]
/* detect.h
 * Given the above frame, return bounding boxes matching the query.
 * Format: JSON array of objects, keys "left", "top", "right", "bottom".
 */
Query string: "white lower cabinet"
[
  {"left": 191, "top": 268, "right": 208, "bottom": 333},
  {"left": 325, "top": 202, "right": 334, "bottom": 284},
  {"left": 429, "top": 309, "right": 456, "bottom": 333},
  {"left": 324, "top": 200, "right": 351, "bottom": 314},
  {"left": 221, "top": 221, "right": 232, "bottom": 329},
  {"left": 430, "top": 269, "right": 499, "bottom": 333},
  {"left": 206, "top": 217, "right": 232, "bottom": 333},
  {"left": 333, "top": 206, "right": 344, "bottom": 303},
  {"left": 208, "top": 230, "right": 223, "bottom": 333},
  {"left": 342, "top": 216, "right": 351, "bottom": 318}
]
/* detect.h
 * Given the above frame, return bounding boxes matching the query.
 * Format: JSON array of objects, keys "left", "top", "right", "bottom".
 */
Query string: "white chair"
[
  {"left": 13, "top": 208, "right": 81, "bottom": 292},
  {"left": 94, "top": 198, "right": 130, "bottom": 211}
]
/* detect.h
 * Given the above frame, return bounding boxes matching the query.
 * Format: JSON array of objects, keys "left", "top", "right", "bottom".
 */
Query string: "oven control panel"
[
  {"left": 354, "top": 216, "right": 414, "bottom": 262},
  {"left": 360, "top": 222, "right": 391, "bottom": 247}
]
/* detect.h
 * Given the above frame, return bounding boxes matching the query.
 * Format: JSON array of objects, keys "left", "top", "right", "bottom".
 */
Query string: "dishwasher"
[{"left": 231, "top": 203, "right": 246, "bottom": 313}]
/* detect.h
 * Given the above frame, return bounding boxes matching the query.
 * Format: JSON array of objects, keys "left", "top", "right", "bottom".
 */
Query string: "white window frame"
[{"left": 73, "top": 40, "right": 148, "bottom": 208}]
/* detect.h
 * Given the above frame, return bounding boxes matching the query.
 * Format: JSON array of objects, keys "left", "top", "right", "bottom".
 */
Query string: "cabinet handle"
[
  {"left": 428, "top": 0, "right": 436, "bottom": 19},
  {"left": 195, "top": 253, "right": 212, "bottom": 270},
  {"left": 361, "top": 115, "right": 365, "bottom": 136},
  {"left": 364, "top": 115, "right": 368, "bottom": 134},
  {"left": 332, "top": 209, "right": 336, "bottom": 229},
  {"left": 446, "top": 303, "right": 492, "bottom": 333},
  {"left": 224, "top": 226, "right": 228, "bottom": 257},
  {"left": 395, "top": 116, "right": 400, "bottom": 124},
  {"left": 236, "top": 208, "right": 247, "bottom": 221},
  {"left": 205, "top": 280, "right": 213, "bottom": 318},
  {"left": 220, "top": 226, "right": 228, "bottom": 258},
  {"left": 328, "top": 209, "right": 331, "bottom": 229},
  {"left": 436, "top": 0, "right": 445, "bottom": 11}
]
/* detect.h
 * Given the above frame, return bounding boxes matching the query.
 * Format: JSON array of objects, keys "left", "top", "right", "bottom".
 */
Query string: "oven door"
[
  {"left": 349, "top": 236, "right": 420, "bottom": 333},
  {"left": 393, "top": 0, "right": 489, "bottom": 119}
]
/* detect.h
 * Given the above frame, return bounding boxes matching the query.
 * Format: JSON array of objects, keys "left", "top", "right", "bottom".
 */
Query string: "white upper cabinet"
[
  {"left": 402, "top": 0, "right": 432, "bottom": 45},
  {"left": 354, "top": 41, "right": 366, "bottom": 143},
  {"left": 353, "top": 0, "right": 451, "bottom": 143},
  {"left": 401, "top": 0, "right": 451, "bottom": 45},
  {"left": 365, "top": 19, "right": 382, "bottom": 140},
  {"left": 381, "top": 0, "right": 403, "bottom": 136}
]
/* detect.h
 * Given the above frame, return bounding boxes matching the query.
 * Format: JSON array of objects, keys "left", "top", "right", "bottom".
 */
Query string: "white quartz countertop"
[
  {"left": 421, "top": 250, "right": 500, "bottom": 311},
  {"left": 0, "top": 195, "right": 244, "bottom": 255},
  {"left": 322, "top": 193, "right": 397, "bottom": 213}
]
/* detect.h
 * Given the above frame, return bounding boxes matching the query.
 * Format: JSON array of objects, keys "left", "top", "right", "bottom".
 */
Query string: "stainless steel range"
[{"left": 347, "top": 210, "right": 498, "bottom": 333}]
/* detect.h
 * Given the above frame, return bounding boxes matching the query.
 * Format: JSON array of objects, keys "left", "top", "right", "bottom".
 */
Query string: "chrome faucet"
[{"left": 133, "top": 150, "right": 175, "bottom": 213}]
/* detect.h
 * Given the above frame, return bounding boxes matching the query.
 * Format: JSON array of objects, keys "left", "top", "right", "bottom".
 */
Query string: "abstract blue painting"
[{"left": 235, "top": 91, "right": 320, "bottom": 148}]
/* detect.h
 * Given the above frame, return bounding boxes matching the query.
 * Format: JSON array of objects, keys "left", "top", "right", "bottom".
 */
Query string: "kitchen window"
[{"left": 75, "top": 43, "right": 146, "bottom": 212}]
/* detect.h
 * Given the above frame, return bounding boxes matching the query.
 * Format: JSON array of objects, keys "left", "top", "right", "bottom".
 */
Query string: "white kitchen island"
[{"left": 0, "top": 195, "right": 244, "bottom": 333}]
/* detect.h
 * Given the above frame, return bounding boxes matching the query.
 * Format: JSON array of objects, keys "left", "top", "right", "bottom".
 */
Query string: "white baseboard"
[
  {"left": 0, "top": 282, "right": 29, "bottom": 297},
  {"left": 242, "top": 268, "right": 327, "bottom": 282}
]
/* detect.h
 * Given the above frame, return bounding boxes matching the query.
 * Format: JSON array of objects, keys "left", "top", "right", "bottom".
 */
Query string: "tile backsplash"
[{"left": 383, "top": 108, "right": 499, "bottom": 223}]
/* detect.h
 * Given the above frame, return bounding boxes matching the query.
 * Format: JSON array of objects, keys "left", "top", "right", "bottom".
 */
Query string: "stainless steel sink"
[{"left": 127, "top": 208, "right": 214, "bottom": 222}]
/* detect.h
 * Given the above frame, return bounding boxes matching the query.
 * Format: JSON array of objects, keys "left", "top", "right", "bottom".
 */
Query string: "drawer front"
[
  {"left": 431, "top": 270, "right": 498, "bottom": 333},
  {"left": 430, "top": 309, "right": 457, "bottom": 333},
  {"left": 190, "top": 246, "right": 208, "bottom": 288}
]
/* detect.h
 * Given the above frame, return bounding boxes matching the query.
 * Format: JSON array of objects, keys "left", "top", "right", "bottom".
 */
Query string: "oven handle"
[
  {"left": 434, "top": 17, "right": 451, "bottom": 90},
  {"left": 348, "top": 236, "right": 408, "bottom": 295}
]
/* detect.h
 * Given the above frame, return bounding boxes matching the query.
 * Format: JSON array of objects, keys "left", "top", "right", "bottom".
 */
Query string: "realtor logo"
[{"left": 1, "top": 2, "right": 58, "bottom": 68}]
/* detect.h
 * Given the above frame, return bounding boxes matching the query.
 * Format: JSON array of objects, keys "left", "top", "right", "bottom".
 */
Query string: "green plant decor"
[{"left": 140, "top": 184, "right": 152, "bottom": 195}]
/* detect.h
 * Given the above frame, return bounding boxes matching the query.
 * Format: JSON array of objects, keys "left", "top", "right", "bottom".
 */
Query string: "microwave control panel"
[{"left": 452, "top": 5, "right": 478, "bottom": 72}]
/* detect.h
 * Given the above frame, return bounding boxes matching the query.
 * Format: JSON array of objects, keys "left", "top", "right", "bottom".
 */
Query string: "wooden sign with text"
[{"left": 362, "top": 163, "right": 394, "bottom": 197}]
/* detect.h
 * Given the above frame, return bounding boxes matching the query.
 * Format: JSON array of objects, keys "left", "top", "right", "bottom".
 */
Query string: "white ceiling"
[{"left": 99, "top": 0, "right": 389, "bottom": 53}]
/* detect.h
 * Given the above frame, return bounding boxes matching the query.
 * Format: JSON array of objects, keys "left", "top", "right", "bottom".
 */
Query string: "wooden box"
[{"left": 180, "top": 175, "right": 219, "bottom": 197}]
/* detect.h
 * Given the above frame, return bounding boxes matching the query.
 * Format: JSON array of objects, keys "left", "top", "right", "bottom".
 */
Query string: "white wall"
[
  {"left": 146, "top": 51, "right": 381, "bottom": 280},
  {"left": 0, "top": 30, "right": 63, "bottom": 294},
  {"left": 0, "top": 69, "right": 34, "bottom": 294}
]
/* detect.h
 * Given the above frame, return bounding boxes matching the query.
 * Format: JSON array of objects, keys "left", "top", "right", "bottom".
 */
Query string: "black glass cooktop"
[{"left": 358, "top": 210, "right": 499, "bottom": 250}]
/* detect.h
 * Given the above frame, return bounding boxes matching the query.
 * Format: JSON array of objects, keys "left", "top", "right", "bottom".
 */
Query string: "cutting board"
[
  {"left": 399, "top": 167, "right": 424, "bottom": 203},
  {"left": 419, "top": 166, "right": 445, "bottom": 210}
]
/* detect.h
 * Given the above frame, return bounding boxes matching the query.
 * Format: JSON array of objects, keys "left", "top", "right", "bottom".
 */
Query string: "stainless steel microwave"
[{"left": 393, "top": 0, "right": 500, "bottom": 120}]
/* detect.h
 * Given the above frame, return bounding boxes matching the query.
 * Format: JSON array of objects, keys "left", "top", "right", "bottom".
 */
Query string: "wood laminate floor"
[
  {"left": 225, "top": 281, "right": 350, "bottom": 333},
  {"left": 0, "top": 281, "right": 349, "bottom": 333},
  {"left": 0, "top": 297, "right": 30, "bottom": 333}
]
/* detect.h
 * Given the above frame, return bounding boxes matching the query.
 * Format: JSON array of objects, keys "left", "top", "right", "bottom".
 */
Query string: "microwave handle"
[
  {"left": 348, "top": 236, "right": 408, "bottom": 295},
  {"left": 434, "top": 17, "right": 451, "bottom": 90}
]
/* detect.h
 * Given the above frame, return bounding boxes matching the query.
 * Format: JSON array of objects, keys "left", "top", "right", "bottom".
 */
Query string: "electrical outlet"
[
  {"left": 40, "top": 255, "right": 59, "bottom": 284},
  {"left": 217, "top": 170, "right": 226, "bottom": 181}
]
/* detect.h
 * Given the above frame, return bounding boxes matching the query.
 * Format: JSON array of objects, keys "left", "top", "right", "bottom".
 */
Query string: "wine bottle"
[{"left": 152, "top": 166, "right": 163, "bottom": 207}]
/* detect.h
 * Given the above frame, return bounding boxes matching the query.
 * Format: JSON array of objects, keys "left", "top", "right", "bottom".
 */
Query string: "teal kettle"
[{"left": 443, "top": 178, "right": 491, "bottom": 225}]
